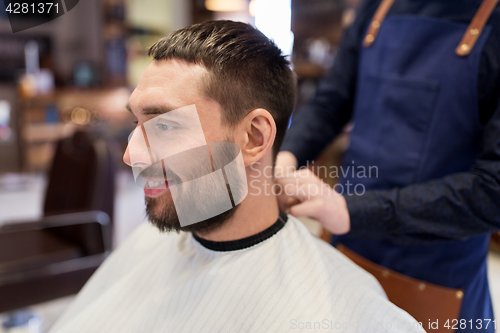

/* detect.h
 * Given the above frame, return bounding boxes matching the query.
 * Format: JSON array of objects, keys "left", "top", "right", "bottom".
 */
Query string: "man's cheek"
[{"left": 150, "top": 134, "right": 205, "bottom": 161}]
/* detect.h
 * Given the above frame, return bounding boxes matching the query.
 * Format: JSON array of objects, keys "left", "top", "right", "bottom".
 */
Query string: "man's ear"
[{"left": 234, "top": 109, "right": 276, "bottom": 166}]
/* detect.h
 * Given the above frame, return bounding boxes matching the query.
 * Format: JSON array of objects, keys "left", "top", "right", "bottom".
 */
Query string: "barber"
[{"left": 276, "top": 0, "right": 500, "bottom": 331}]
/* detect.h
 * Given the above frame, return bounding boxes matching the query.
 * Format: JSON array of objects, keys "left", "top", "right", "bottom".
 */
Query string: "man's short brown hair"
[{"left": 148, "top": 20, "right": 296, "bottom": 158}]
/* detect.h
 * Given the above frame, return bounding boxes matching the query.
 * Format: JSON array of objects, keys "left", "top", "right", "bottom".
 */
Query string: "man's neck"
[{"left": 194, "top": 178, "right": 280, "bottom": 242}]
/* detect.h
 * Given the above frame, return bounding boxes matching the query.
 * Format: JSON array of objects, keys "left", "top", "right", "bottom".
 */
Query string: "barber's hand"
[
  {"left": 275, "top": 166, "right": 350, "bottom": 235},
  {"left": 275, "top": 151, "right": 298, "bottom": 175}
]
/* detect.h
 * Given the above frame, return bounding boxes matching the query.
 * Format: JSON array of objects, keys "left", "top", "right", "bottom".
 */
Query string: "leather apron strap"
[
  {"left": 456, "top": 0, "right": 498, "bottom": 56},
  {"left": 362, "top": 0, "right": 395, "bottom": 47},
  {"left": 363, "top": 0, "right": 498, "bottom": 57}
]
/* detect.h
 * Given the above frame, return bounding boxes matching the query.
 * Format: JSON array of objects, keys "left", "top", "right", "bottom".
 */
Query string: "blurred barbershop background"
[{"left": 0, "top": 0, "right": 499, "bottom": 332}]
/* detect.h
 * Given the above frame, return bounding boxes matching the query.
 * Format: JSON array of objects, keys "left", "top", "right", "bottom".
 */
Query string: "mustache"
[
  {"left": 135, "top": 161, "right": 179, "bottom": 181},
  {"left": 135, "top": 160, "right": 210, "bottom": 185}
]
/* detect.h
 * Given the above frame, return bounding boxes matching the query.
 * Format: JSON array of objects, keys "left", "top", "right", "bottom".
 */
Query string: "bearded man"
[{"left": 49, "top": 20, "right": 424, "bottom": 333}]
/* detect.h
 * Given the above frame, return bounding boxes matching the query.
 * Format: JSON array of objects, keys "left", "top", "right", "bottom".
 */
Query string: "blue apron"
[{"left": 334, "top": 15, "right": 493, "bottom": 331}]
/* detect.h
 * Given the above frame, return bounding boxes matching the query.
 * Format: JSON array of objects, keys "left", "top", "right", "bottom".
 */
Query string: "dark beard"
[
  {"left": 145, "top": 191, "right": 237, "bottom": 234},
  {"left": 143, "top": 139, "right": 241, "bottom": 234}
]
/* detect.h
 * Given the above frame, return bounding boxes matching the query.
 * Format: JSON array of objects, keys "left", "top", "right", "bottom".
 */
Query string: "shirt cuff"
[{"left": 344, "top": 191, "right": 398, "bottom": 238}]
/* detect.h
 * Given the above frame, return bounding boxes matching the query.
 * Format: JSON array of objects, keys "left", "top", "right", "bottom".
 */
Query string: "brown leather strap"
[
  {"left": 456, "top": 0, "right": 498, "bottom": 56},
  {"left": 363, "top": 0, "right": 396, "bottom": 47},
  {"left": 364, "top": 0, "right": 498, "bottom": 53}
]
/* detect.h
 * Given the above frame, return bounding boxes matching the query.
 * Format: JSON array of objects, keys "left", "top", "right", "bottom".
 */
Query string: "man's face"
[{"left": 123, "top": 59, "right": 237, "bottom": 233}]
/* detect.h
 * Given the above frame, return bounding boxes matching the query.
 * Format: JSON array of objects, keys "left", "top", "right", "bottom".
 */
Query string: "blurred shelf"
[
  {"left": 23, "top": 123, "right": 76, "bottom": 144},
  {"left": 18, "top": 88, "right": 130, "bottom": 172}
]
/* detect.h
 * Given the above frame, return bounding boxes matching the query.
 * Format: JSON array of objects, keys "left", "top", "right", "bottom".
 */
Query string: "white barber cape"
[{"left": 49, "top": 213, "right": 424, "bottom": 333}]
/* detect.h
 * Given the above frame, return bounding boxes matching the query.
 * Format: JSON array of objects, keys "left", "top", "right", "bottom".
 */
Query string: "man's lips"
[{"left": 144, "top": 179, "right": 169, "bottom": 197}]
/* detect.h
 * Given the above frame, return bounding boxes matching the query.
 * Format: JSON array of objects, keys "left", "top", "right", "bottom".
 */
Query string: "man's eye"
[{"left": 157, "top": 124, "right": 174, "bottom": 131}]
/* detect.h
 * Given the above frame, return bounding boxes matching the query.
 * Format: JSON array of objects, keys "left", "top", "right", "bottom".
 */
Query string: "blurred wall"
[
  {"left": 125, "top": 0, "right": 191, "bottom": 87},
  {"left": 126, "top": 0, "right": 191, "bottom": 34},
  {"left": 0, "top": 0, "right": 103, "bottom": 82}
]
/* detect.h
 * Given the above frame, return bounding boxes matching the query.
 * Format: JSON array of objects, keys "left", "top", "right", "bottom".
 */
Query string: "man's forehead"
[
  {"left": 137, "top": 59, "right": 207, "bottom": 88},
  {"left": 129, "top": 60, "right": 208, "bottom": 112}
]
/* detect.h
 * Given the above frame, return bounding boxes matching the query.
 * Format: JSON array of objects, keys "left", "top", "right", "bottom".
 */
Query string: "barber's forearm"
[
  {"left": 345, "top": 104, "right": 500, "bottom": 244},
  {"left": 344, "top": 189, "right": 398, "bottom": 240},
  {"left": 345, "top": 169, "right": 500, "bottom": 244}
]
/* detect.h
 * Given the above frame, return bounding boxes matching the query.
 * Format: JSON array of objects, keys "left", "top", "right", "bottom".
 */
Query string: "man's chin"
[
  {"left": 145, "top": 195, "right": 237, "bottom": 234},
  {"left": 145, "top": 195, "right": 181, "bottom": 232}
]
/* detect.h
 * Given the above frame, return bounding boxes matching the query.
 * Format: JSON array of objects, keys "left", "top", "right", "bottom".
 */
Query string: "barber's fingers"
[
  {"left": 276, "top": 169, "right": 327, "bottom": 211},
  {"left": 279, "top": 197, "right": 300, "bottom": 213},
  {"left": 276, "top": 177, "right": 295, "bottom": 210},
  {"left": 277, "top": 190, "right": 295, "bottom": 212},
  {"left": 289, "top": 199, "right": 323, "bottom": 220},
  {"left": 276, "top": 168, "right": 322, "bottom": 186},
  {"left": 276, "top": 170, "right": 350, "bottom": 235},
  {"left": 290, "top": 194, "right": 350, "bottom": 235},
  {"left": 276, "top": 169, "right": 324, "bottom": 195},
  {"left": 278, "top": 181, "right": 325, "bottom": 205}
]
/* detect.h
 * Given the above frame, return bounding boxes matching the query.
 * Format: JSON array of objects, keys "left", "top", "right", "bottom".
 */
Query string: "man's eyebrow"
[
  {"left": 125, "top": 103, "right": 176, "bottom": 115},
  {"left": 142, "top": 106, "right": 176, "bottom": 115}
]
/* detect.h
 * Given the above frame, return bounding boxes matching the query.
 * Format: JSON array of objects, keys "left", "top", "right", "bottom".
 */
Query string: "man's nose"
[
  {"left": 123, "top": 146, "right": 132, "bottom": 166},
  {"left": 124, "top": 127, "right": 153, "bottom": 167}
]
